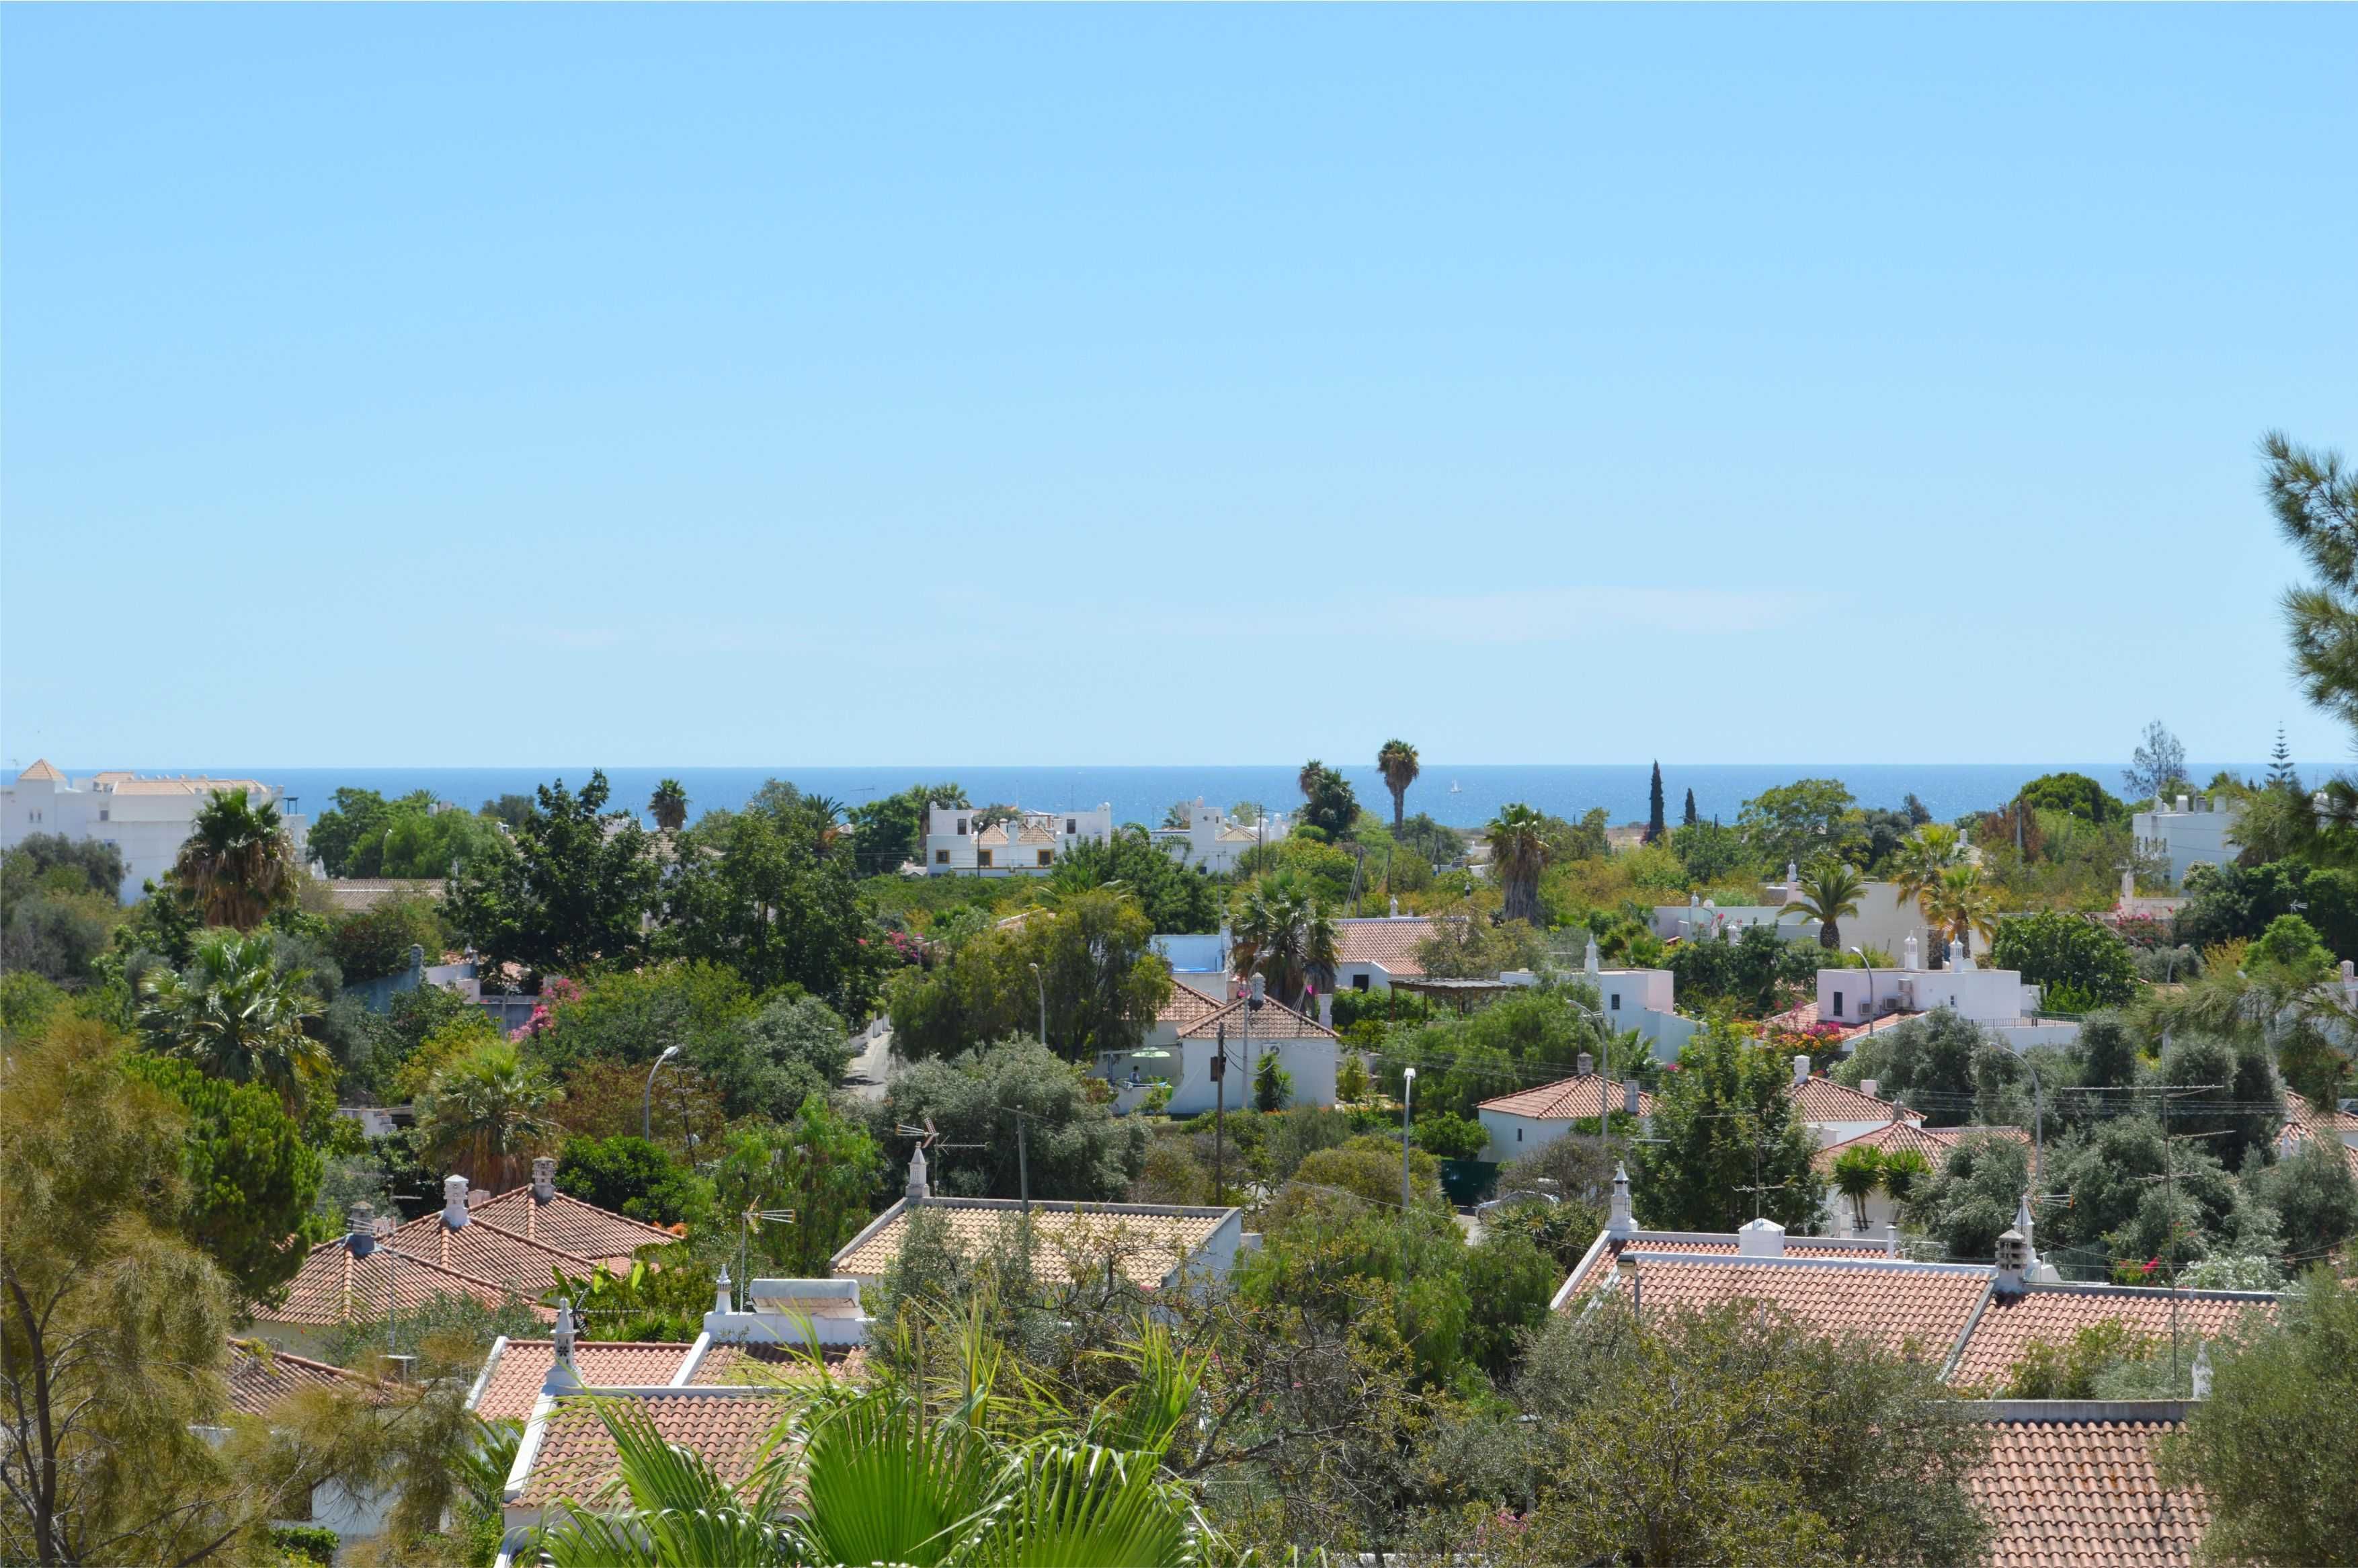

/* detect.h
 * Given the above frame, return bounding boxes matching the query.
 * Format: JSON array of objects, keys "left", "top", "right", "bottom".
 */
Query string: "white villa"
[
  {"left": 920, "top": 802, "right": 1112, "bottom": 876},
  {"left": 2131, "top": 792, "right": 2244, "bottom": 887},
  {"left": 2, "top": 759, "right": 311, "bottom": 901},
  {"left": 1810, "top": 936, "right": 2081, "bottom": 1050},
  {"left": 1149, "top": 799, "right": 1288, "bottom": 874},
  {"left": 1504, "top": 937, "right": 1698, "bottom": 1059},
  {"left": 1098, "top": 987, "right": 1339, "bottom": 1116}
]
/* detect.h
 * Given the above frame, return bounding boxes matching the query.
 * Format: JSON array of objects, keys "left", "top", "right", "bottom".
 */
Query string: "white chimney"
[
  {"left": 715, "top": 1266, "right": 734, "bottom": 1317},
  {"left": 1389, "top": 897, "right": 1399, "bottom": 917},
  {"left": 1792, "top": 1054, "right": 1810, "bottom": 1087},
  {"left": 1993, "top": 1225, "right": 2032, "bottom": 1296},
  {"left": 2191, "top": 1340, "right": 2213, "bottom": 1399},
  {"left": 441, "top": 1174, "right": 472, "bottom": 1229},
  {"left": 1903, "top": 935, "right": 1920, "bottom": 971},
  {"left": 1883, "top": 1222, "right": 1899, "bottom": 1257},
  {"left": 1607, "top": 1163, "right": 1635, "bottom": 1238},
  {"left": 549, "top": 1298, "right": 580, "bottom": 1389},
  {"left": 2175, "top": 793, "right": 2191, "bottom": 813},
  {"left": 1859, "top": 1078, "right": 1879, "bottom": 1101},
  {"left": 1317, "top": 993, "right": 1333, "bottom": 1028},
  {"left": 1584, "top": 936, "right": 1601, "bottom": 975},
  {"left": 532, "top": 1156, "right": 557, "bottom": 1204},
  {"left": 1737, "top": 1217, "right": 1786, "bottom": 1257},
  {"left": 1576, "top": 1051, "right": 1594, "bottom": 1078},
  {"left": 905, "top": 1143, "right": 930, "bottom": 1204},
  {"left": 345, "top": 1202, "right": 377, "bottom": 1257}
]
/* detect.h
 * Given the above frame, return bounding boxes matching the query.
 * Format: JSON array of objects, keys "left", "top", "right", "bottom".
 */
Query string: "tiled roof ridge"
[
  {"left": 1621, "top": 1251, "right": 1994, "bottom": 1278},
  {"left": 1178, "top": 995, "right": 1337, "bottom": 1039},
  {"left": 417, "top": 1213, "right": 605, "bottom": 1268},
  {"left": 1615, "top": 1227, "right": 1892, "bottom": 1249},
  {"left": 1957, "top": 1398, "right": 2193, "bottom": 1423},
  {"left": 2012, "top": 1280, "right": 2283, "bottom": 1305},
  {"left": 891, "top": 1196, "right": 1239, "bottom": 1221}
]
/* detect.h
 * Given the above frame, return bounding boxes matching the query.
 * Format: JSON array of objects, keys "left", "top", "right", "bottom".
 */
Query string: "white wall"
[
  {"left": 3, "top": 770, "right": 309, "bottom": 902},
  {"left": 921, "top": 803, "right": 1112, "bottom": 876},
  {"left": 1100, "top": 1035, "right": 1337, "bottom": 1116},
  {"left": 2132, "top": 795, "right": 2244, "bottom": 888}
]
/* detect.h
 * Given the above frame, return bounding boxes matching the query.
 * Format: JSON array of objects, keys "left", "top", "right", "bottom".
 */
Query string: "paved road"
[{"left": 844, "top": 1022, "right": 895, "bottom": 1103}]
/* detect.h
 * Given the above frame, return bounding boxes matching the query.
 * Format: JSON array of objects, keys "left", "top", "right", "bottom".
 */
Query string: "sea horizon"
[{"left": 25, "top": 760, "right": 2302, "bottom": 835}]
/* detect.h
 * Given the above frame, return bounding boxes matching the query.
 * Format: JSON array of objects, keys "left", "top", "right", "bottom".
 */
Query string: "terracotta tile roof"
[
  {"left": 225, "top": 1338, "right": 380, "bottom": 1415},
  {"left": 430, "top": 1188, "right": 677, "bottom": 1265},
  {"left": 2282, "top": 1091, "right": 2358, "bottom": 1177},
  {"left": 1480, "top": 1073, "right": 1658, "bottom": 1120},
  {"left": 1810, "top": 1120, "right": 2025, "bottom": 1172},
  {"left": 690, "top": 1341, "right": 866, "bottom": 1386},
  {"left": 262, "top": 1239, "right": 551, "bottom": 1327},
  {"left": 514, "top": 1390, "right": 787, "bottom": 1510},
  {"left": 1785, "top": 1074, "right": 1924, "bottom": 1126},
  {"left": 1555, "top": 1233, "right": 1898, "bottom": 1303},
  {"left": 1969, "top": 1414, "right": 2209, "bottom": 1567},
  {"left": 1175, "top": 997, "right": 1336, "bottom": 1042},
  {"left": 391, "top": 1216, "right": 603, "bottom": 1296},
  {"left": 469, "top": 1339, "right": 696, "bottom": 1422},
  {"left": 1155, "top": 986, "right": 1227, "bottom": 1030},
  {"left": 1947, "top": 1286, "right": 2277, "bottom": 1389},
  {"left": 833, "top": 1198, "right": 1235, "bottom": 1290},
  {"left": 1334, "top": 917, "right": 1439, "bottom": 979},
  {"left": 15, "top": 759, "right": 63, "bottom": 783},
  {"left": 1611, "top": 1254, "right": 1992, "bottom": 1362}
]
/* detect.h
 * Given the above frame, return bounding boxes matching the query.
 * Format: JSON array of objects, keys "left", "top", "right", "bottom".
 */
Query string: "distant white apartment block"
[
  {"left": 1149, "top": 799, "right": 1288, "bottom": 874},
  {"left": 2, "top": 759, "right": 311, "bottom": 901},
  {"left": 2131, "top": 793, "right": 2244, "bottom": 888},
  {"left": 922, "top": 802, "right": 1112, "bottom": 876}
]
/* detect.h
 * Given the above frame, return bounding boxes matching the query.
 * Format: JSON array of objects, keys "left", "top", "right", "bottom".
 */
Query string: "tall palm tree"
[
  {"left": 1485, "top": 803, "right": 1553, "bottom": 925},
  {"left": 137, "top": 930, "right": 329, "bottom": 1111},
  {"left": 1375, "top": 740, "right": 1420, "bottom": 831},
  {"left": 417, "top": 1040, "right": 563, "bottom": 1190},
  {"left": 1830, "top": 1144, "right": 1883, "bottom": 1233},
  {"left": 1891, "top": 825, "right": 1961, "bottom": 916},
  {"left": 1922, "top": 864, "right": 1997, "bottom": 962},
  {"left": 172, "top": 788, "right": 298, "bottom": 930},
  {"left": 535, "top": 1315, "right": 1209, "bottom": 1568},
  {"left": 1786, "top": 858, "right": 1866, "bottom": 951},
  {"left": 649, "top": 778, "right": 690, "bottom": 833},
  {"left": 1229, "top": 872, "right": 1339, "bottom": 1006}
]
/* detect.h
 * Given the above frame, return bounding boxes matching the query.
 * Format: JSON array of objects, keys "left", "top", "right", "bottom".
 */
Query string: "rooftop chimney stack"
[
  {"left": 715, "top": 1266, "right": 734, "bottom": 1317},
  {"left": 1903, "top": 935, "right": 1920, "bottom": 970},
  {"left": 905, "top": 1143, "right": 930, "bottom": 1204},
  {"left": 2191, "top": 1340, "right": 2213, "bottom": 1399},
  {"left": 441, "top": 1174, "right": 472, "bottom": 1230},
  {"left": 1859, "top": 1078, "right": 1880, "bottom": 1101},
  {"left": 550, "top": 1298, "right": 580, "bottom": 1388},
  {"left": 1883, "top": 1222, "right": 1899, "bottom": 1257},
  {"left": 1792, "top": 1054, "right": 1810, "bottom": 1087},
  {"left": 1607, "top": 1163, "right": 1635, "bottom": 1238},
  {"left": 1993, "top": 1225, "right": 2032, "bottom": 1296},
  {"left": 1584, "top": 936, "right": 1601, "bottom": 975},
  {"left": 1737, "top": 1216, "right": 1787, "bottom": 1257},
  {"left": 345, "top": 1202, "right": 377, "bottom": 1257},
  {"left": 532, "top": 1157, "right": 557, "bottom": 1203},
  {"left": 1576, "top": 1051, "right": 1594, "bottom": 1078}
]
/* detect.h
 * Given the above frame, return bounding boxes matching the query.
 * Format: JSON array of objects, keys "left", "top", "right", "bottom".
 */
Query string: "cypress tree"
[
  {"left": 1645, "top": 762, "right": 1666, "bottom": 844},
  {"left": 1682, "top": 788, "right": 1699, "bottom": 827}
]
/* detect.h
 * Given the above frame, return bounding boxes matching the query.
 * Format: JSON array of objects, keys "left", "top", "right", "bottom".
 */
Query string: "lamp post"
[
  {"left": 1028, "top": 962, "right": 1047, "bottom": 1050},
  {"left": 644, "top": 1044, "right": 682, "bottom": 1141},
  {"left": 1848, "top": 946, "right": 1875, "bottom": 1026},
  {"left": 1400, "top": 1067, "right": 1417, "bottom": 1216}
]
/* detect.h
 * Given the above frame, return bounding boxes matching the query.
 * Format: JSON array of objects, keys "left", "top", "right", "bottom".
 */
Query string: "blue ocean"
[{"left": 131, "top": 762, "right": 2286, "bottom": 832}]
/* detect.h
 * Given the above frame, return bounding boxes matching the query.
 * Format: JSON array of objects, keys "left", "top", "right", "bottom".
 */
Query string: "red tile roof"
[
  {"left": 1785, "top": 1074, "right": 1924, "bottom": 1125},
  {"left": 225, "top": 1338, "right": 381, "bottom": 1415},
  {"left": 1479, "top": 1073, "right": 1656, "bottom": 1121},
  {"left": 1810, "top": 1120, "right": 2026, "bottom": 1173},
  {"left": 1154, "top": 986, "right": 1227, "bottom": 1030},
  {"left": 413, "top": 1188, "right": 676, "bottom": 1266},
  {"left": 513, "top": 1390, "right": 788, "bottom": 1509},
  {"left": 1613, "top": 1255, "right": 1991, "bottom": 1362},
  {"left": 1969, "top": 1414, "right": 2209, "bottom": 1567},
  {"left": 263, "top": 1239, "right": 551, "bottom": 1327},
  {"left": 1947, "top": 1286, "right": 2277, "bottom": 1390},
  {"left": 834, "top": 1198, "right": 1235, "bottom": 1290},
  {"left": 469, "top": 1339, "right": 696, "bottom": 1422},
  {"left": 1334, "top": 917, "right": 1439, "bottom": 979},
  {"left": 689, "top": 1341, "right": 866, "bottom": 1386},
  {"left": 2282, "top": 1090, "right": 2358, "bottom": 1178},
  {"left": 1175, "top": 997, "right": 1336, "bottom": 1042},
  {"left": 395, "top": 1216, "right": 604, "bottom": 1294}
]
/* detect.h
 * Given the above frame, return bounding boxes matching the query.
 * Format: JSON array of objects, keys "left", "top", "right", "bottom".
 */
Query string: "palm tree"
[
  {"left": 1376, "top": 740, "right": 1420, "bottom": 831},
  {"left": 1891, "top": 825, "right": 1962, "bottom": 922},
  {"left": 1297, "top": 760, "right": 1327, "bottom": 803},
  {"left": 418, "top": 1040, "right": 563, "bottom": 1190},
  {"left": 138, "top": 930, "right": 331, "bottom": 1111},
  {"left": 1922, "top": 864, "right": 1998, "bottom": 962},
  {"left": 1787, "top": 858, "right": 1866, "bottom": 951},
  {"left": 535, "top": 1314, "right": 1209, "bottom": 1567},
  {"left": 1485, "top": 802, "right": 1553, "bottom": 925},
  {"left": 1830, "top": 1144, "right": 1884, "bottom": 1233},
  {"left": 1877, "top": 1147, "right": 1933, "bottom": 1209},
  {"left": 649, "top": 778, "right": 690, "bottom": 832},
  {"left": 172, "top": 788, "right": 298, "bottom": 930},
  {"left": 1229, "top": 872, "right": 1339, "bottom": 1007}
]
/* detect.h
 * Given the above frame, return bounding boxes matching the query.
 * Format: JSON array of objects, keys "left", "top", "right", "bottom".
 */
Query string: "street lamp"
[
  {"left": 1400, "top": 1067, "right": 1418, "bottom": 1215},
  {"left": 1028, "top": 962, "right": 1047, "bottom": 1050},
  {"left": 1848, "top": 946, "right": 1875, "bottom": 1026},
  {"left": 644, "top": 1044, "right": 682, "bottom": 1141}
]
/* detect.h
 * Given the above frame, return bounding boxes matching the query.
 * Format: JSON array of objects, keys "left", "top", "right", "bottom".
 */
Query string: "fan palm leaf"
[{"left": 173, "top": 788, "right": 298, "bottom": 929}]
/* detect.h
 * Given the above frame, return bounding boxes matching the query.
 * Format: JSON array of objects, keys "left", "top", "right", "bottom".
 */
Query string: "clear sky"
[{"left": 3, "top": 5, "right": 2353, "bottom": 771}]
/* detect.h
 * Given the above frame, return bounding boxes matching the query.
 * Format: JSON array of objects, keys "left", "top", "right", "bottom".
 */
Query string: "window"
[
  {"left": 977, "top": 850, "right": 993, "bottom": 868},
  {"left": 1833, "top": 991, "right": 1844, "bottom": 1017},
  {"left": 97, "top": 809, "right": 108, "bottom": 822},
  {"left": 1516, "top": 1127, "right": 1524, "bottom": 1142},
  {"left": 1066, "top": 818, "right": 1078, "bottom": 834},
  {"left": 934, "top": 849, "right": 950, "bottom": 864},
  {"left": 956, "top": 817, "right": 969, "bottom": 835},
  {"left": 1609, "top": 992, "right": 1621, "bottom": 1010},
  {"left": 1352, "top": 975, "right": 1370, "bottom": 991},
  {"left": 1036, "top": 849, "right": 1053, "bottom": 866}
]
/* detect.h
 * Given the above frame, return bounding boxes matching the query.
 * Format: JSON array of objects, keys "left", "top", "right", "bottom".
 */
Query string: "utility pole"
[
  {"left": 1401, "top": 1067, "right": 1418, "bottom": 1217},
  {"left": 1211, "top": 1024, "right": 1227, "bottom": 1203}
]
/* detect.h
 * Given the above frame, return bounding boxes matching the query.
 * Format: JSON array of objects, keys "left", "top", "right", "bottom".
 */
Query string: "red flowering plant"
[{"left": 2114, "top": 912, "right": 2174, "bottom": 950}]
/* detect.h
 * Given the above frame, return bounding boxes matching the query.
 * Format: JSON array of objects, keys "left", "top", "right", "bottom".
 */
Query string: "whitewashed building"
[
  {"left": 2131, "top": 793, "right": 2245, "bottom": 887},
  {"left": 1098, "top": 988, "right": 1339, "bottom": 1115},
  {"left": 920, "top": 802, "right": 1112, "bottom": 876},
  {"left": 1814, "top": 937, "right": 2081, "bottom": 1050},
  {"left": 1, "top": 759, "right": 311, "bottom": 901},
  {"left": 1149, "top": 799, "right": 1287, "bottom": 874}
]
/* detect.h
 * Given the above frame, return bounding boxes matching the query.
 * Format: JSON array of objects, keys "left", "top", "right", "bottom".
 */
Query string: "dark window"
[
  {"left": 1516, "top": 1128, "right": 1524, "bottom": 1141},
  {"left": 1610, "top": 992, "right": 1621, "bottom": 1009},
  {"left": 934, "top": 849, "right": 949, "bottom": 864},
  {"left": 977, "top": 850, "right": 993, "bottom": 868},
  {"left": 1833, "top": 991, "right": 1844, "bottom": 1017},
  {"left": 1066, "top": 818, "right": 1077, "bottom": 833},
  {"left": 955, "top": 817, "right": 968, "bottom": 835},
  {"left": 1352, "top": 975, "right": 1370, "bottom": 991},
  {"left": 1037, "top": 849, "right": 1053, "bottom": 866}
]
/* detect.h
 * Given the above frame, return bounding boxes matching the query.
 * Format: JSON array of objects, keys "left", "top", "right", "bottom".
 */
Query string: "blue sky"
[{"left": 4, "top": 5, "right": 2353, "bottom": 770}]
